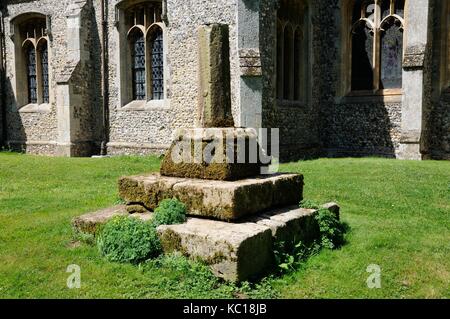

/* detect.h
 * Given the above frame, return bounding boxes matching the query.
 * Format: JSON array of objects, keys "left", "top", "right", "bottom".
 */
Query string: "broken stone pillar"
[
  {"left": 198, "top": 24, "right": 234, "bottom": 128},
  {"left": 161, "top": 23, "right": 270, "bottom": 180},
  {"left": 398, "top": 0, "right": 432, "bottom": 160}
]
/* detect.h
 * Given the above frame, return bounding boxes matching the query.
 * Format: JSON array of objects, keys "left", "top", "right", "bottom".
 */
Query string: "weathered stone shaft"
[{"left": 198, "top": 24, "right": 234, "bottom": 128}]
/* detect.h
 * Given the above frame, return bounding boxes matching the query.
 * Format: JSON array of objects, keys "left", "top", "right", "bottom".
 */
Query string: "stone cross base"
[{"left": 160, "top": 128, "right": 271, "bottom": 181}]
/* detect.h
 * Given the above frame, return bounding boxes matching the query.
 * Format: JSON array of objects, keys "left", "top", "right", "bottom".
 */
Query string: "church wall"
[{"left": 2, "top": 0, "right": 448, "bottom": 160}]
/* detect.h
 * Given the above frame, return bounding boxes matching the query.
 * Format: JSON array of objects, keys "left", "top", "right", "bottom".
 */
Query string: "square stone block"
[{"left": 160, "top": 128, "right": 269, "bottom": 181}]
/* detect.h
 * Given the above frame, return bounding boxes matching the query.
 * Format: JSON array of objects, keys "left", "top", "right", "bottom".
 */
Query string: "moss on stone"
[{"left": 159, "top": 228, "right": 185, "bottom": 254}]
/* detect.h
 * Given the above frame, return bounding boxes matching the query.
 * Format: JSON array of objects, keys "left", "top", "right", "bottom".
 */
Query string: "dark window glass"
[
  {"left": 41, "top": 44, "right": 49, "bottom": 103},
  {"left": 150, "top": 28, "right": 164, "bottom": 100},
  {"left": 276, "top": 23, "right": 283, "bottom": 99},
  {"left": 283, "top": 25, "right": 293, "bottom": 99},
  {"left": 353, "top": 0, "right": 364, "bottom": 21},
  {"left": 381, "top": 0, "right": 391, "bottom": 19},
  {"left": 131, "top": 32, "right": 146, "bottom": 100},
  {"left": 26, "top": 46, "right": 37, "bottom": 104},
  {"left": 293, "top": 30, "right": 302, "bottom": 101},
  {"left": 351, "top": 23, "right": 374, "bottom": 90},
  {"left": 380, "top": 22, "right": 403, "bottom": 89},
  {"left": 395, "top": 0, "right": 404, "bottom": 17}
]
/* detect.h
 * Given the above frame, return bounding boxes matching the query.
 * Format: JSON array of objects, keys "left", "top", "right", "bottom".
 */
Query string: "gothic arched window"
[
  {"left": 276, "top": 0, "right": 309, "bottom": 103},
  {"left": 17, "top": 16, "right": 50, "bottom": 105},
  {"left": 123, "top": 1, "right": 165, "bottom": 103},
  {"left": 350, "top": 0, "right": 405, "bottom": 92}
]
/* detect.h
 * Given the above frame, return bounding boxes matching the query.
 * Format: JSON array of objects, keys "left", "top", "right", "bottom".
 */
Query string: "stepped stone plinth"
[
  {"left": 119, "top": 173, "right": 304, "bottom": 221},
  {"left": 71, "top": 22, "right": 340, "bottom": 283}
]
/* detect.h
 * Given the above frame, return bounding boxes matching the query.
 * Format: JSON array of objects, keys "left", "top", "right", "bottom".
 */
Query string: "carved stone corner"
[
  {"left": 403, "top": 44, "right": 426, "bottom": 70},
  {"left": 400, "top": 130, "right": 422, "bottom": 144},
  {"left": 239, "top": 48, "right": 262, "bottom": 77}
]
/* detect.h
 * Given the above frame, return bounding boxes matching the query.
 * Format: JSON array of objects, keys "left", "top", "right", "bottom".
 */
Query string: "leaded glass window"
[
  {"left": 151, "top": 28, "right": 164, "bottom": 100},
  {"left": 276, "top": 21, "right": 284, "bottom": 99},
  {"left": 350, "top": 0, "right": 405, "bottom": 92},
  {"left": 41, "top": 44, "right": 49, "bottom": 103},
  {"left": 380, "top": 22, "right": 403, "bottom": 88},
  {"left": 293, "top": 29, "right": 303, "bottom": 101},
  {"left": 124, "top": 2, "right": 165, "bottom": 102},
  {"left": 26, "top": 46, "right": 37, "bottom": 104},
  {"left": 131, "top": 32, "right": 146, "bottom": 100}
]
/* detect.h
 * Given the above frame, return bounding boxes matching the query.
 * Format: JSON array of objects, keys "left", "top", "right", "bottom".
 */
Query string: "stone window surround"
[
  {"left": 276, "top": 0, "right": 310, "bottom": 107},
  {"left": 116, "top": 0, "right": 170, "bottom": 112},
  {"left": 9, "top": 12, "right": 53, "bottom": 114},
  {"left": 339, "top": 0, "right": 407, "bottom": 98}
]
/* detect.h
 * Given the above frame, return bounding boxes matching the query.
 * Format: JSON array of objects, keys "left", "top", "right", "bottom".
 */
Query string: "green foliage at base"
[
  {"left": 139, "top": 253, "right": 278, "bottom": 299},
  {"left": 72, "top": 228, "right": 96, "bottom": 246},
  {"left": 97, "top": 198, "right": 187, "bottom": 265},
  {"left": 274, "top": 199, "right": 349, "bottom": 274},
  {"left": 152, "top": 198, "right": 187, "bottom": 228},
  {"left": 274, "top": 241, "right": 321, "bottom": 274},
  {"left": 315, "top": 208, "right": 347, "bottom": 249},
  {"left": 97, "top": 216, "right": 161, "bottom": 264}
]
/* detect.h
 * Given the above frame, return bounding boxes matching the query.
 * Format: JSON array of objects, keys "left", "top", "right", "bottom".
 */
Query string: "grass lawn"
[{"left": 0, "top": 152, "right": 449, "bottom": 299}]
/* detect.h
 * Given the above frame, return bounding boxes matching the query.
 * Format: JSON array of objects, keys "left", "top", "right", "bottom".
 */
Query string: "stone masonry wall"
[
  {"left": 4, "top": 0, "right": 102, "bottom": 156},
  {"left": 429, "top": 96, "right": 450, "bottom": 159},
  {"left": 0, "top": 72, "right": 3, "bottom": 146},
  {"left": 0, "top": 53, "right": 3, "bottom": 145},
  {"left": 71, "top": 2, "right": 103, "bottom": 154}
]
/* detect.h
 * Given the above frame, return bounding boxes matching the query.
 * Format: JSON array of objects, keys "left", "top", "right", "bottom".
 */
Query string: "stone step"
[
  {"left": 118, "top": 173, "right": 304, "bottom": 221},
  {"left": 157, "top": 204, "right": 339, "bottom": 282},
  {"left": 72, "top": 203, "right": 340, "bottom": 282},
  {"left": 72, "top": 205, "right": 152, "bottom": 235}
]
